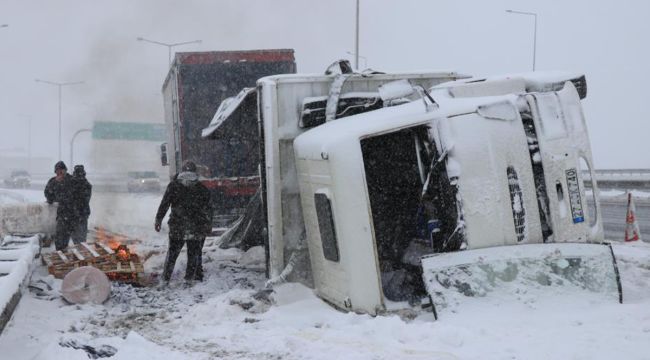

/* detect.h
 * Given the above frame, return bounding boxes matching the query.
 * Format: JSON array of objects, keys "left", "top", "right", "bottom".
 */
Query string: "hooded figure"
[
  {"left": 71, "top": 165, "right": 92, "bottom": 244},
  {"left": 155, "top": 161, "right": 212, "bottom": 283},
  {"left": 44, "top": 161, "right": 76, "bottom": 250}
]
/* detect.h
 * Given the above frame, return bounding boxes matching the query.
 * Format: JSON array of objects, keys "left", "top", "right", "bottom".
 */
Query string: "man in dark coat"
[
  {"left": 71, "top": 165, "right": 92, "bottom": 244},
  {"left": 44, "top": 161, "right": 76, "bottom": 251},
  {"left": 155, "top": 161, "right": 212, "bottom": 283}
]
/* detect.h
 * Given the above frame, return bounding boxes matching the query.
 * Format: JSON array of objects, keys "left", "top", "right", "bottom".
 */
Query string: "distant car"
[
  {"left": 4, "top": 170, "right": 31, "bottom": 189},
  {"left": 126, "top": 171, "right": 161, "bottom": 192}
]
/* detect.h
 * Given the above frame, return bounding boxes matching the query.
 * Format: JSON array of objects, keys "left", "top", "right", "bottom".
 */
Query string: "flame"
[
  {"left": 90, "top": 227, "right": 143, "bottom": 284},
  {"left": 116, "top": 245, "right": 130, "bottom": 262},
  {"left": 107, "top": 235, "right": 127, "bottom": 251},
  {"left": 95, "top": 226, "right": 136, "bottom": 255}
]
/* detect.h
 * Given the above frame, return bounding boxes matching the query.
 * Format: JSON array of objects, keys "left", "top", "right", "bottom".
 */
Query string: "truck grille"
[{"left": 507, "top": 166, "right": 526, "bottom": 242}]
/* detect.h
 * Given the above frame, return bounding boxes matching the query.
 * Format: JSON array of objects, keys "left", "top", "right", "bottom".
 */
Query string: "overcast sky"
[{"left": 0, "top": 0, "right": 648, "bottom": 170}]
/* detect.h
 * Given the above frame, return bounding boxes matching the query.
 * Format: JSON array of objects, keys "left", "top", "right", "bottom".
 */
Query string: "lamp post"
[
  {"left": 506, "top": 9, "right": 538, "bottom": 71},
  {"left": 136, "top": 37, "right": 202, "bottom": 66},
  {"left": 35, "top": 79, "right": 84, "bottom": 161},
  {"left": 70, "top": 128, "right": 92, "bottom": 166},
  {"left": 354, "top": 0, "right": 360, "bottom": 70},
  {"left": 27, "top": 118, "right": 31, "bottom": 172},
  {"left": 16, "top": 114, "right": 32, "bottom": 172}
]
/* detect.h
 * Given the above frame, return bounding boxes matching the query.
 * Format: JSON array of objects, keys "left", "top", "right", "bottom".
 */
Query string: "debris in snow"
[
  {"left": 61, "top": 266, "right": 111, "bottom": 304},
  {"left": 28, "top": 278, "right": 58, "bottom": 301},
  {"left": 58, "top": 339, "right": 117, "bottom": 359}
]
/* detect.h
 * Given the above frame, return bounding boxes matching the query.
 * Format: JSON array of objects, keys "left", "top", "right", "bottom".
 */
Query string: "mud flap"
[{"left": 421, "top": 243, "right": 623, "bottom": 319}]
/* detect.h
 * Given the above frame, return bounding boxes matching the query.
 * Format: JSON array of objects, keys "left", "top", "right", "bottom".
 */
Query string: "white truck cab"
[{"left": 294, "top": 73, "right": 603, "bottom": 314}]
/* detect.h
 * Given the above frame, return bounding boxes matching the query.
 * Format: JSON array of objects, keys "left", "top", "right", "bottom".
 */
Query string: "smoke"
[{"left": 61, "top": 0, "right": 259, "bottom": 176}]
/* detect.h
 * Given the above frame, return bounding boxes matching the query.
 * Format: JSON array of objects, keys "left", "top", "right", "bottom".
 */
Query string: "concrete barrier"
[
  {"left": 0, "top": 236, "right": 40, "bottom": 335},
  {"left": 0, "top": 203, "right": 57, "bottom": 238}
]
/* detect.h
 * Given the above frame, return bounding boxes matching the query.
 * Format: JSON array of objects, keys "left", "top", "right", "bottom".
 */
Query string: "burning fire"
[
  {"left": 93, "top": 226, "right": 144, "bottom": 285},
  {"left": 96, "top": 226, "right": 135, "bottom": 259},
  {"left": 115, "top": 244, "right": 131, "bottom": 262}
]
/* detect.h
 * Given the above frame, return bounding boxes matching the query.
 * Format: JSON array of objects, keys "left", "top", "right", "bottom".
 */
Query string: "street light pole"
[
  {"left": 35, "top": 79, "right": 84, "bottom": 161},
  {"left": 18, "top": 114, "right": 32, "bottom": 172},
  {"left": 136, "top": 37, "right": 202, "bottom": 65},
  {"left": 27, "top": 118, "right": 31, "bottom": 172},
  {"left": 506, "top": 9, "right": 538, "bottom": 71},
  {"left": 355, "top": 0, "right": 360, "bottom": 70},
  {"left": 70, "top": 128, "right": 92, "bottom": 166}
]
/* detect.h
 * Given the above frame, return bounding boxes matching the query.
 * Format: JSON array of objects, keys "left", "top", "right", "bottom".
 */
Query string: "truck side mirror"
[{"left": 160, "top": 143, "right": 168, "bottom": 166}]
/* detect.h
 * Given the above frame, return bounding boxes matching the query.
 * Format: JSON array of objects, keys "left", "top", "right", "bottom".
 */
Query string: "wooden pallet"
[
  {"left": 98, "top": 254, "right": 145, "bottom": 285},
  {"left": 43, "top": 242, "right": 146, "bottom": 285},
  {"left": 42, "top": 226, "right": 148, "bottom": 285},
  {"left": 43, "top": 242, "right": 117, "bottom": 278},
  {"left": 46, "top": 246, "right": 146, "bottom": 285}
]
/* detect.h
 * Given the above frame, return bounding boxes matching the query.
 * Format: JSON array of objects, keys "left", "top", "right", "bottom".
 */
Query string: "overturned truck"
[{"left": 203, "top": 62, "right": 618, "bottom": 316}]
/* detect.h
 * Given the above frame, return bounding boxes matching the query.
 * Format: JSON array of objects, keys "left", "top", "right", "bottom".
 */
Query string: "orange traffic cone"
[{"left": 624, "top": 191, "right": 642, "bottom": 242}]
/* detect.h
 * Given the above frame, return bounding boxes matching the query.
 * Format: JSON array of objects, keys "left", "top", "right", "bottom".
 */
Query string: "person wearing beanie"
[
  {"left": 44, "top": 161, "right": 77, "bottom": 251},
  {"left": 155, "top": 160, "right": 212, "bottom": 285},
  {"left": 71, "top": 165, "right": 92, "bottom": 244}
]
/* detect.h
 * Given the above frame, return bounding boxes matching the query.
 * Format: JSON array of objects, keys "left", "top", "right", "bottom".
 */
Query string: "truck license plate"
[{"left": 565, "top": 168, "right": 584, "bottom": 223}]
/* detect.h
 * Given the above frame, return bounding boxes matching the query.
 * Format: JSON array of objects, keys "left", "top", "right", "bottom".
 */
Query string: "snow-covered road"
[{"left": 1, "top": 189, "right": 649, "bottom": 359}]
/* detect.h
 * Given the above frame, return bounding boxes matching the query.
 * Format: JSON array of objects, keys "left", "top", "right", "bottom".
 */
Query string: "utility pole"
[
  {"left": 35, "top": 79, "right": 84, "bottom": 160},
  {"left": 27, "top": 118, "right": 31, "bottom": 172},
  {"left": 17, "top": 114, "right": 32, "bottom": 172},
  {"left": 355, "top": 0, "right": 360, "bottom": 70},
  {"left": 506, "top": 9, "right": 538, "bottom": 71}
]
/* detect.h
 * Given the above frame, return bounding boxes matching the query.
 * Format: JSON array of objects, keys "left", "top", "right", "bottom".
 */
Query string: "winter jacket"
[
  {"left": 44, "top": 173, "right": 76, "bottom": 220},
  {"left": 155, "top": 172, "right": 212, "bottom": 235},
  {"left": 71, "top": 175, "right": 92, "bottom": 218}
]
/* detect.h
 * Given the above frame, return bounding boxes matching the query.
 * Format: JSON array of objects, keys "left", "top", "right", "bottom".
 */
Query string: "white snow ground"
[{"left": 0, "top": 189, "right": 649, "bottom": 359}]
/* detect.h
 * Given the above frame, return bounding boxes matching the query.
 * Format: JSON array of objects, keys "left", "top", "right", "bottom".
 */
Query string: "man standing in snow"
[
  {"left": 44, "top": 161, "right": 76, "bottom": 251},
  {"left": 71, "top": 165, "right": 92, "bottom": 244},
  {"left": 155, "top": 161, "right": 212, "bottom": 284}
]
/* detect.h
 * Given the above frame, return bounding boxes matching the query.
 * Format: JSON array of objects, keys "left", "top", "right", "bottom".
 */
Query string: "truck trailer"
[{"left": 161, "top": 49, "right": 296, "bottom": 222}]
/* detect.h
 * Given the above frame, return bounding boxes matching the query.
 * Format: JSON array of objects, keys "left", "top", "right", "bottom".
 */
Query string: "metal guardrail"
[
  {"left": 583, "top": 169, "right": 650, "bottom": 190},
  {"left": 583, "top": 169, "right": 650, "bottom": 181}
]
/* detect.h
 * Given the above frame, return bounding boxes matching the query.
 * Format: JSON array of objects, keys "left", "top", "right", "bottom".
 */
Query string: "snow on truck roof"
[
  {"left": 438, "top": 71, "right": 587, "bottom": 99},
  {"left": 256, "top": 70, "right": 466, "bottom": 85},
  {"left": 294, "top": 72, "right": 586, "bottom": 155}
]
